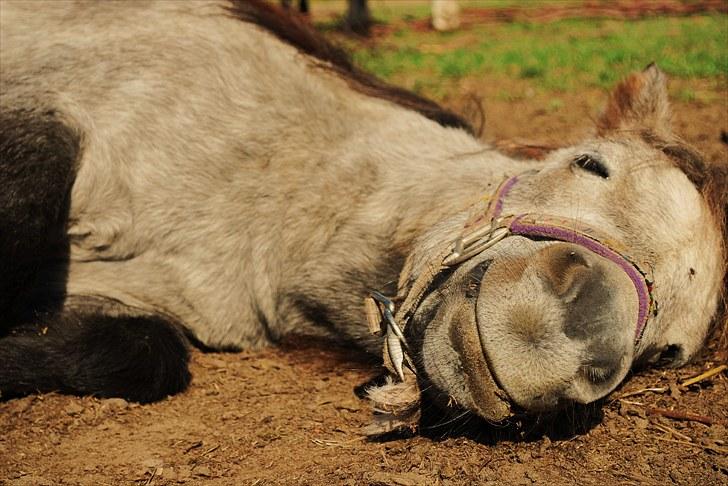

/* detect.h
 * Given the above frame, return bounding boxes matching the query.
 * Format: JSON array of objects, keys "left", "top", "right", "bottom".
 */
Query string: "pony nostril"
[
  {"left": 658, "top": 344, "right": 684, "bottom": 367},
  {"left": 537, "top": 245, "right": 593, "bottom": 298},
  {"left": 582, "top": 364, "right": 618, "bottom": 385}
]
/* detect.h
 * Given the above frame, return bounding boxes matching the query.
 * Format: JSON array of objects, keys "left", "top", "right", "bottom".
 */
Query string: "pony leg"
[
  {"left": 0, "top": 103, "right": 191, "bottom": 402},
  {"left": 0, "top": 303, "right": 191, "bottom": 403},
  {"left": 0, "top": 102, "right": 79, "bottom": 320}
]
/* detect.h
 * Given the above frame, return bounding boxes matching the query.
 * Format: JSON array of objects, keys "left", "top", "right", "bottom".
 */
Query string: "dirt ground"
[
  {"left": 2, "top": 13, "right": 728, "bottom": 486},
  {"left": 1, "top": 336, "right": 727, "bottom": 485}
]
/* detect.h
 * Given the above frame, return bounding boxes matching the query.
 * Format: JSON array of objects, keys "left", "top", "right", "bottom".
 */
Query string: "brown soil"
[
  {"left": 1, "top": 338, "right": 727, "bottom": 485},
  {"left": 451, "top": 76, "right": 728, "bottom": 164},
  {"left": 2, "top": 28, "right": 728, "bottom": 486}
]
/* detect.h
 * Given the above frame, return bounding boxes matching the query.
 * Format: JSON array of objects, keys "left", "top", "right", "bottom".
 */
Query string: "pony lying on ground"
[{"left": 1, "top": 0, "right": 726, "bottom": 430}]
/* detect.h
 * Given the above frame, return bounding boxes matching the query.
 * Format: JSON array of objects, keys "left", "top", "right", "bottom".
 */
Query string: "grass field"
[
  {"left": 311, "top": 1, "right": 726, "bottom": 103},
  {"left": 344, "top": 14, "right": 727, "bottom": 95}
]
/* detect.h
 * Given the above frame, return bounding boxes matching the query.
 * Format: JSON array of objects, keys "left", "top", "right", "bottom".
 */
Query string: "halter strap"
[
  {"left": 508, "top": 214, "right": 655, "bottom": 342},
  {"left": 365, "top": 172, "right": 658, "bottom": 382}
]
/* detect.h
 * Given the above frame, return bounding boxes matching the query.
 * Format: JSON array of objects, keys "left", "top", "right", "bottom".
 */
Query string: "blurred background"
[{"left": 278, "top": 0, "right": 727, "bottom": 161}]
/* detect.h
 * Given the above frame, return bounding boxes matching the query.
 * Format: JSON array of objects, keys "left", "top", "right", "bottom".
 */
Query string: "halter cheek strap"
[{"left": 365, "top": 172, "right": 658, "bottom": 383}]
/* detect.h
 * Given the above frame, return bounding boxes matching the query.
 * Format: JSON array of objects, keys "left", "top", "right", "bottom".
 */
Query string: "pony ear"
[{"left": 596, "top": 63, "right": 672, "bottom": 137}]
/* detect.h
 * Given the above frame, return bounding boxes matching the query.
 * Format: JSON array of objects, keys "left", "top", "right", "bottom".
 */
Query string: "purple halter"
[{"left": 454, "top": 173, "right": 657, "bottom": 344}]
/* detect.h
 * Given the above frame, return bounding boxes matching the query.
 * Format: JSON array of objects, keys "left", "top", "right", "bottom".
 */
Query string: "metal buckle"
[{"left": 369, "top": 291, "right": 415, "bottom": 381}]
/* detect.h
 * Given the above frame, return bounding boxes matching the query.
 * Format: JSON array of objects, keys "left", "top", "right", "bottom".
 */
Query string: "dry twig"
[
  {"left": 618, "top": 363, "right": 727, "bottom": 399},
  {"left": 202, "top": 444, "right": 220, "bottom": 456},
  {"left": 620, "top": 399, "right": 715, "bottom": 425},
  {"left": 654, "top": 436, "right": 728, "bottom": 454},
  {"left": 183, "top": 440, "right": 203, "bottom": 454},
  {"left": 144, "top": 468, "right": 157, "bottom": 486},
  {"left": 619, "top": 387, "right": 668, "bottom": 399},
  {"left": 644, "top": 406, "right": 714, "bottom": 425},
  {"left": 650, "top": 423, "right": 693, "bottom": 442},
  {"left": 311, "top": 436, "right": 365, "bottom": 447},
  {"left": 680, "top": 364, "right": 727, "bottom": 387}
]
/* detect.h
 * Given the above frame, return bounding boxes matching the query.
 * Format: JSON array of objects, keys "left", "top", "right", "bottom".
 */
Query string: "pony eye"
[{"left": 573, "top": 154, "right": 610, "bottom": 179}]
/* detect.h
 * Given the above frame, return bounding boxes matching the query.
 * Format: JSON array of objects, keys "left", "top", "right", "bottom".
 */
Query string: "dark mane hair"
[
  {"left": 227, "top": 0, "right": 474, "bottom": 134},
  {"left": 641, "top": 131, "right": 728, "bottom": 353}
]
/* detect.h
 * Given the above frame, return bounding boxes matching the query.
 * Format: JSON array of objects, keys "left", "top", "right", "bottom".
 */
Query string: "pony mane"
[{"left": 226, "top": 0, "right": 474, "bottom": 134}]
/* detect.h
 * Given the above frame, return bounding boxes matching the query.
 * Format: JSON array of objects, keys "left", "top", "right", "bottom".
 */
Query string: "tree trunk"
[{"left": 346, "top": 0, "right": 371, "bottom": 35}]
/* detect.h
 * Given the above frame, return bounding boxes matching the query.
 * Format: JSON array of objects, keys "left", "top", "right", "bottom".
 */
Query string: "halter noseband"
[{"left": 365, "top": 172, "right": 658, "bottom": 382}]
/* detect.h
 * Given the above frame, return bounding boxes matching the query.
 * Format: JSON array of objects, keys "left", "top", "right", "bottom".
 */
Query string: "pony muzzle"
[{"left": 475, "top": 239, "right": 639, "bottom": 411}]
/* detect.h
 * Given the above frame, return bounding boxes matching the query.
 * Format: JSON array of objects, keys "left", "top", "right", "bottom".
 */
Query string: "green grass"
[{"left": 346, "top": 14, "right": 728, "bottom": 92}]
